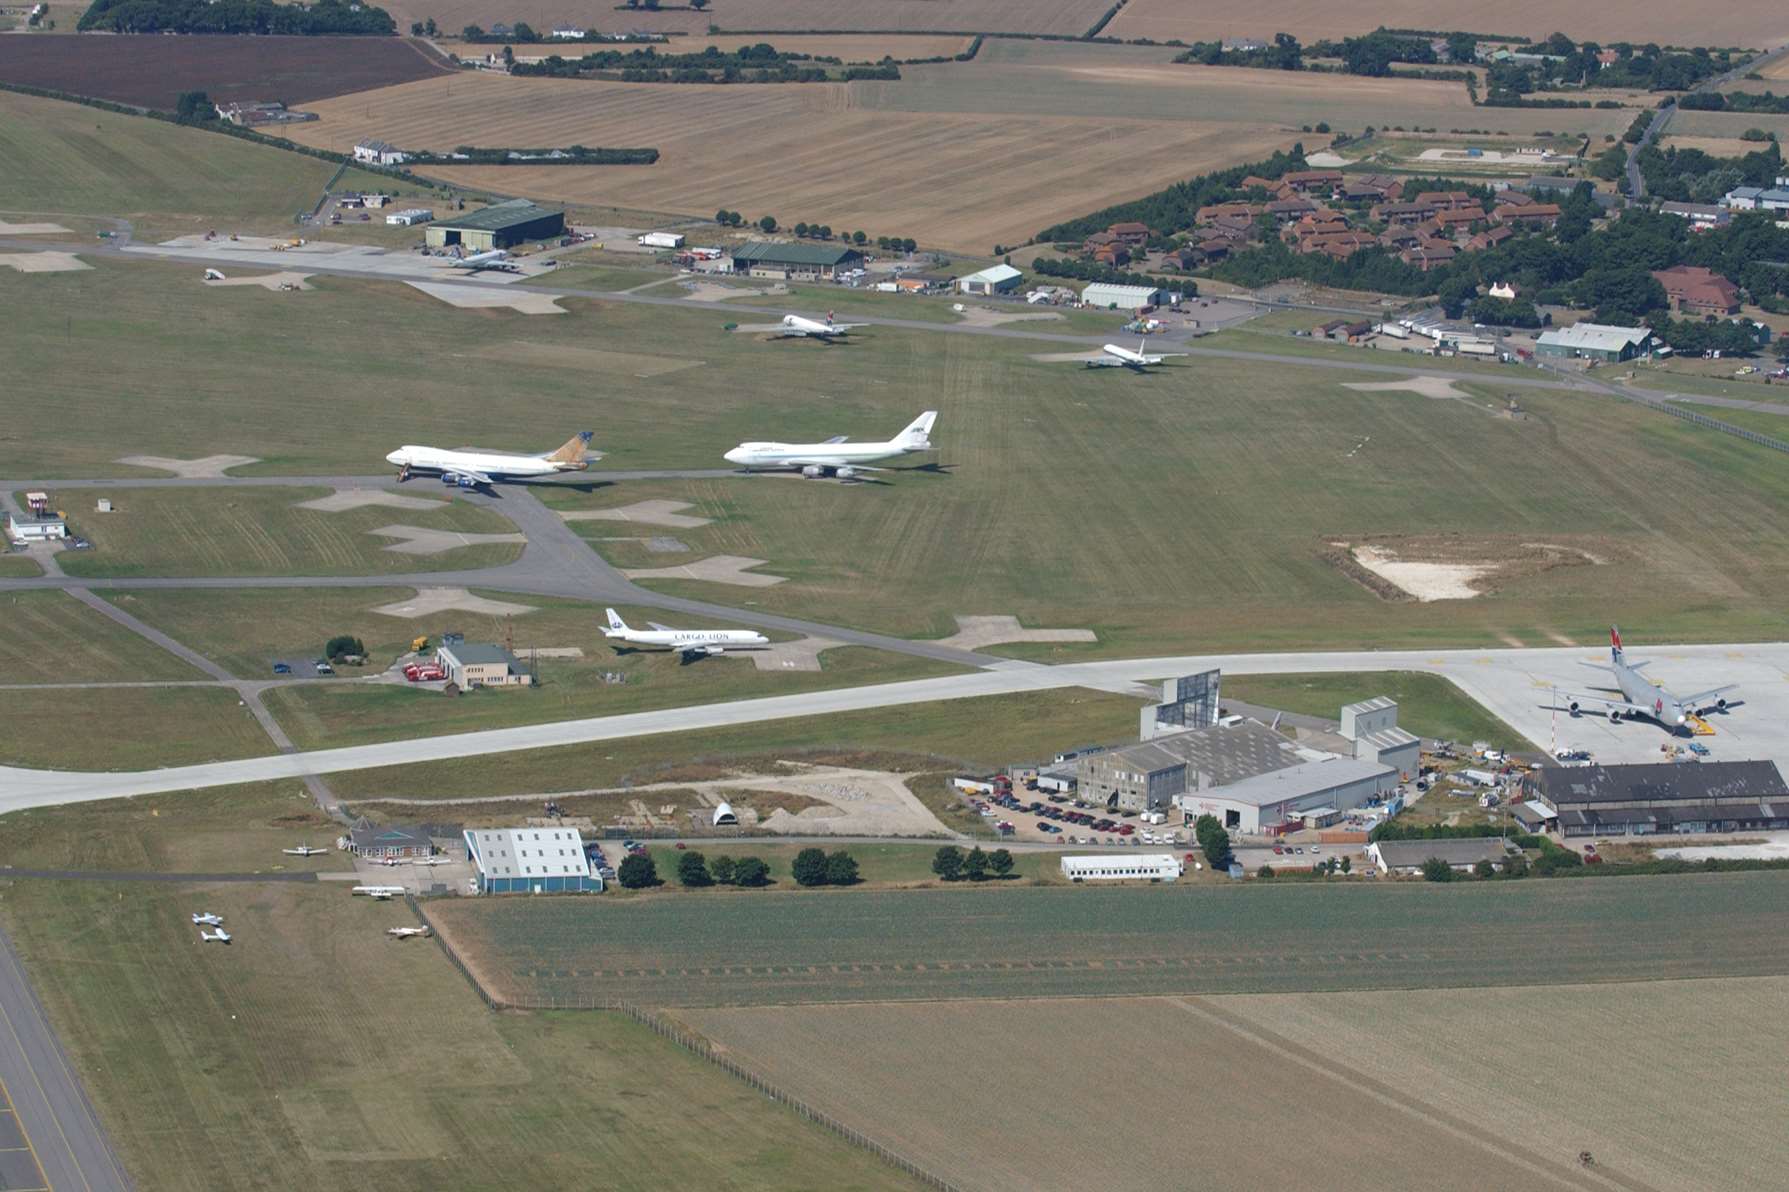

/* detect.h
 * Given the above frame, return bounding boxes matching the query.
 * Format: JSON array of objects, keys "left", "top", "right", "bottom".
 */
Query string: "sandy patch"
[
  {"left": 954, "top": 306, "right": 1063, "bottom": 328},
  {"left": 1326, "top": 536, "right": 1605, "bottom": 603},
  {"left": 204, "top": 270, "right": 314, "bottom": 292},
  {"left": 685, "top": 281, "right": 780, "bottom": 302},
  {"left": 560, "top": 499, "right": 713, "bottom": 529},
  {"left": 1354, "top": 546, "right": 1494, "bottom": 602},
  {"left": 934, "top": 614, "right": 1096, "bottom": 650},
  {"left": 481, "top": 342, "right": 701, "bottom": 376},
  {"left": 749, "top": 635, "right": 845, "bottom": 673},
  {"left": 622, "top": 554, "right": 786, "bottom": 587},
  {"left": 368, "top": 524, "right": 528, "bottom": 555},
  {"left": 0, "top": 251, "right": 89, "bottom": 273},
  {"left": 295, "top": 488, "right": 446, "bottom": 513},
  {"left": 1343, "top": 377, "right": 1470, "bottom": 400},
  {"left": 116, "top": 453, "right": 260, "bottom": 477},
  {"left": 0, "top": 220, "right": 71, "bottom": 234},
  {"left": 370, "top": 588, "right": 537, "bottom": 618},
  {"left": 406, "top": 281, "right": 566, "bottom": 314},
  {"left": 1303, "top": 151, "right": 1351, "bottom": 167},
  {"left": 1029, "top": 350, "right": 1107, "bottom": 364}
]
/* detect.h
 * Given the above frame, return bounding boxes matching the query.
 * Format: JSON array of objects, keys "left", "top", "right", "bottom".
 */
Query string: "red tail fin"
[{"left": 1610, "top": 625, "right": 1623, "bottom": 661}]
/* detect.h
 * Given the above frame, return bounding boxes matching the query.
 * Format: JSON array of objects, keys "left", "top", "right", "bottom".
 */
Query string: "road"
[
  {"left": 1625, "top": 41, "right": 1789, "bottom": 198},
  {"left": 5, "top": 639, "right": 1784, "bottom": 811},
  {"left": 0, "top": 922, "right": 130, "bottom": 1192}
]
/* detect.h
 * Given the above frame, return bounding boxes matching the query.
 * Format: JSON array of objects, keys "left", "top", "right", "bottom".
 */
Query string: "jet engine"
[
  {"left": 1567, "top": 701, "right": 1581, "bottom": 717},
  {"left": 835, "top": 466, "right": 858, "bottom": 480},
  {"left": 801, "top": 465, "right": 827, "bottom": 479},
  {"left": 1608, "top": 708, "right": 1622, "bottom": 723}
]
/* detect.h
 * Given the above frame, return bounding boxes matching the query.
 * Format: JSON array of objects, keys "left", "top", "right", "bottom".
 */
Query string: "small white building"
[
  {"left": 1060, "top": 854, "right": 1182, "bottom": 883},
  {"left": 1081, "top": 282, "right": 1164, "bottom": 311},
  {"left": 387, "top": 208, "right": 434, "bottom": 226},
  {"left": 638, "top": 231, "right": 685, "bottom": 249},
  {"left": 5, "top": 511, "right": 66, "bottom": 542},
  {"left": 1487, "top": 281, "right": 1517, "bottom": 299},
  {"left": 956, "top": 264, "right": 1023, "bottom": 295},
  {"left": 712, "top": 802, "right": 738, "bottom": 826},
  {"left": 353, "top": 138, "right": 409, "bottom": 166}
]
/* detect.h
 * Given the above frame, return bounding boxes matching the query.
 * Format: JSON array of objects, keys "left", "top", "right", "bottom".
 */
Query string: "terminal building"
[
  {"left": 465, "top": 827, "right": 601, "bottom": 894},
  {"left": 424, "top": 199, "right": 565, "bottom": 251},
  {"left": 1514, "top": 760, "right": 1789, "bottom": 837}
]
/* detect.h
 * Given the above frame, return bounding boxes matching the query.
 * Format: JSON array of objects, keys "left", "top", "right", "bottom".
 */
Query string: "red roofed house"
[
  {"left": 1652, "top": 265, "right": 1742, "bottom": 315},
  {"left": 1108, "top": 221, "right": 1151, "bottom": 247},
  {"left": 1493, "top": 203, "right": 1561, "bottom": 228}
]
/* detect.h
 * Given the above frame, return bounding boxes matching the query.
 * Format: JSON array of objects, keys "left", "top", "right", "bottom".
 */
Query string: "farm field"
[
  {"left": 0, "top": 34, "right": 450, "bottom": 111},
  {"left": 281, "top": 69, "right": 1296, "bottom": 252},
  {"left": 425, "top": 870, "right": 1789, "bottom": 1007},
  {"left": 683, "top": 976, "right": 1789, "bottom": 1192},
  {"left": 0, "top": 589, "right": 203, "bottom": 682},
  {"left": 0, "top": 89, "right": 396, "bottom": 239},
  {"left": 323, "top": 687, "right": 1146, "bottom": 799},
  {"left": 1666, "top": 108, "right": 1789, "bottom": 142},
  {"left": 0, "top": 686, "right": 271, "bottom": 770},
  {"left": 1105, "top": 0, "right": 1789, "bottom": 48},
  {"left": 1220, "top": 671, "right": 1536, "bottom": 750},
  {"left": 39, "top": 486, "right": 523, "bottom": 578},
  {"left": 1660, "top": 134, "right": 1770, "bottom": 157},
  {"left": 389, "top": 0, "right": 1108, "bottom": 38},
  {"left": 0, "top": 880, "right": 915, "bottom": 1192}
]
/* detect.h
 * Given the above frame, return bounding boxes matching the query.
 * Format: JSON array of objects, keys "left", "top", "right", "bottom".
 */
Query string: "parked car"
[
  {"left": 314, "top": 659, "right": 334, "bottom": 675},
  {"left": 271, "top": 662, "right": 292, "bottom": 675}
]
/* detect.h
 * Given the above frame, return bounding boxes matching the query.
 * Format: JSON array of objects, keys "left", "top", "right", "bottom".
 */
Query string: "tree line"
[
  {"left": 80, "top": 0, "right": 395, "bottom": 34},
  {"left": 511, "top": 42, "right": 898, "bottom": 82},
  {"left": 930, "top": 845, "right": 1015, "bottom": 881},
  {"left": 616, "top": 846, "right": 861, "bottom": 889},
  {"left": 1681, "top": 90, "right": 1789, "bottom": 115}
]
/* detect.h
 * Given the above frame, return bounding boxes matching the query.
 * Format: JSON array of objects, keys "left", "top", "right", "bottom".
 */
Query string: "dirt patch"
[
  {"left": 295, "top": 489, "right": 446, "bottom": 513},
  {"left": 934, "top": 614, "right": 1096, "bottom": 650},
  {"left": 204, "top": 271, "right": 315, "bottom": 292},
  {"left": 559, "top": 499, "right": 712, "bottom": 529},
  {"left": 482, "top": 341, "right": 702, "bottom": 377},
  {"left": 1322, "top": 535, "right": 1606, "bottom": 603},
  {"left": 369, "top": 587, "right": 536, "bottom": 618},
  {"left": 116, "top": 453, "right": 261, "bottom": 477},
  {"left": 623, "top": 555, "right": 786, "bottom": 587},
  {"left": 685, "top": 281, "right": 774, "bottom": 302},
  {"left": 1029, "top": 351, "right": 1107, "bottom": 364},
  {"left": 405, "top": 281, "right": 566, "bottom": 314},
  {"left": 1343, "top": 376, "right": 1470, "bottom": 400},
  {"left": 0, "top": 220, "right": 71, "bottom": 234},
  {"left": 369, "top": 524, "right": 527, "bottom": 556},
  {"left": 0, "top": 251, "right": 89, "bottom": 273},
  {"left": 953, "top": 306, "right": 1064, "bottom": 328}
]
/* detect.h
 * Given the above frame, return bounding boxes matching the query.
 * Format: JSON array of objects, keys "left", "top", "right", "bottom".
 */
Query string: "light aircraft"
[
  {"left": 1082, "top": 340, "right": 1188, "bottom": 370},
  {"left": 191, "top": 912, "right": 223, "bottom": 927},
  {"left": 199, "top": 928, "right": 232, "bottom": 944},
  {"left": 387, "top": 926, "right": 432, "bottom": 939},
  {"left": 203, "top": 268, "right": 226, "bottom": 281},
  {"left": 603, "top": 608, "right": 769, "bottom": 658},
  {"left": 777, "top": 312, "right": 867, "bottom": 339},
  {"left": 723, "top": 411, "right": 937, "bottom": 480},
  {"left": 411, "top": 856, "right": 449, "bottom": 867},
  {"left": 352, "top": 885, "right": 406, "bottom": 900},
  {"left": 1558, "top": 627, "right": 1738, "bottom": 733},
  {"left": 387, "top": 431, "right": 596, "bottom": 487},
  {"left": 448, "top": 249, "right": 519, "bottom": 273},
  {"left": 283, "top": 844, "right": 327, "bottom": 857}
]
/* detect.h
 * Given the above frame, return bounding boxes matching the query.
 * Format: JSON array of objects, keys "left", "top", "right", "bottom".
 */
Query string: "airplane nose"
[
  {"left": 385, "top": 450, "right": 402, "bottom": 464},
  {"left": 723, "top": 448, "right": 743, "bottom": 464}
]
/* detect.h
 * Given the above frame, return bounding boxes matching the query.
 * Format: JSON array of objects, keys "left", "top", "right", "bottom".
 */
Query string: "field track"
[{"left": 0, "top": 34, "right": 450, "bottom": 111}]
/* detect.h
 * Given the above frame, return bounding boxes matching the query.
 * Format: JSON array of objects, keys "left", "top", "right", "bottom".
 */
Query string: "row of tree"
[
  {"left": 711, "top": 211, "right": 916, "bottom": 252},
  {"left": 615, "top": 846, "right": 861, "bottom": 889},
  {"left": 80, "top": 0, "right": 394, "bottom": 34},
  {"left": 930, "top": 845, "right": 1015, "bottom": 881},
  {"left": 1681, "top": 90, "right": 1789, "bottom": 115}
]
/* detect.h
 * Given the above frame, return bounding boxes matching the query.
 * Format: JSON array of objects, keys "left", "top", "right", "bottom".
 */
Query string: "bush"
[
  {"left": 963, "top": 846, "right": 989, "bottom": 881},
  {"left": 931, "top": 845, "right": 963, "bottom": 881},
  {"left": 324, "top": 635, "right": 366, "bottom": 661},
  {"left": 1473, "top": 859, "right": 1496, "bottom": 879},
  {"left": 1256, "top": 864, "right": 1275, "bottom": 879},
  {"left": 709, "top": 854, "right": 736, "bottom": 885},
  {"left": 791, "top": 847, "right": 829, "bottom": 887},
  {"left": 989, "top": 848, "right": 1015, "bottom": 878},
  {"left": 824, "top": 850, "right": 859, "bottom": 886},
  {"left": 1420, "top": 857, "right": 1456, "bottom": 883},
  {"left": 733, "top": 856, "right": 770, "bottom": 887},
  {"left": 617, "top": 853, "right": 659, "bottom": 888},
  {"left": 676, "top": 850, "right": 712, "bottom": 887}
]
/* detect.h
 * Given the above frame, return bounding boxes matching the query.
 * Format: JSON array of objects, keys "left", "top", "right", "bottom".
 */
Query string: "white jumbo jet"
[
  {"left": 191, "top": 912, "right": 223, "bottom": 927},
  {"left": 1083, "top": 340, "right": 1188, "bottom": 370},
  {"left": 352, "top": 885, "right": 407, "bottom": 900},
  {"left": 448, "top": 249, "right": 519, "bottom": 273},
  {"left": 283, "top": 844, "right": 326, "bottom": 857},
  {"left": 1558, "top": 626, "right": 1739, "bottom": 733},
  {"left": 777, "top": 312, "right": 867, "bottom": 339},
  {"left": 199, "top": 928, "right": 232, "bottom": 944},
  {"left": 387, "top": 431, "right": 597, "bottom": 487},
  {"left": 723, "top": 411, "right": 937, "bottom": 480},
  {"left": 603, "top": 608, "right": 769, "bottom": 658}
]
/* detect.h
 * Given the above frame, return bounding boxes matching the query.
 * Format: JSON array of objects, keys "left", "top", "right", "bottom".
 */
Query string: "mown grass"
[
  {"left": 1220, "top": 671, "right": 1536, "bottom": 751},
  {"left": 0, "top": 553, "right": 42, "bottom": 577},
  {"left": 0, "top": 880, "right": 916, "bottom": 1192},
  {"left": 0, "top": 589, "right": 203, "bottom": 681},
  {"left": 0, "top": 686, "right": 270, "bottom": 769}
]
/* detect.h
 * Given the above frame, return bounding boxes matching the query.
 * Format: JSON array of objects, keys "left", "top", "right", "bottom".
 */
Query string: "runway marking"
[
  {"left": 0, "top": 936, "right": 93, "bottom": 1192},
  {"left": 0, "top": 1079, "right": 49, "bottom": 1192}
]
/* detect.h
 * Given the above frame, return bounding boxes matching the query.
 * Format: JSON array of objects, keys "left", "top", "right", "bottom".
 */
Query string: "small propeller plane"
[
  {"left": 352, "top": 885, "right": 407, "bottom": 900},
  {"left": 191, "top": 912, "right": 224, "bottom": 927},
  {"left": 283, "top": 844, "right": 327, "bottom": 857},
  {"left": 199, "top": 928, "right": 232, "bottom": 944}
]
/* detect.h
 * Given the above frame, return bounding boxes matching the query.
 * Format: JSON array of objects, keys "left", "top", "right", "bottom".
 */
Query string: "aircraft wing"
[
  {"left": 1083, "top": 356, "right": 1126, "bottom": 367},
  {"left": 823, "top": 435, "right": 850, "bottom": 444},
  {"left": 1679, "top": 684, "right": 1738, "bottom": 709},
  {"left": 453, "top": 467, "right": 495, "bottom": 485},
  {"left": 1556, "top": 689, "right": 1655, "bottom": 715}
]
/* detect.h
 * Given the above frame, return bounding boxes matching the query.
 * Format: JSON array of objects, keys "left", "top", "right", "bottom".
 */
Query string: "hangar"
[
  {"left": 465, "top": 827, "right": 601, "bottom": 894},
  {"left": 730, "top": 241, "right": 864, "bottom": 280},
  {"left": 424, "top": 199, "right": 566, "bottom": 251},
  {"left": 1515, "top": 760, "right": 1789, "bottom": 837}
]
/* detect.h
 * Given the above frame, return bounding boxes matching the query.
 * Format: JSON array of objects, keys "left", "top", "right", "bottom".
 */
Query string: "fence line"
[{"left": 1652, "top": 398, "right": 1789, "bottom": 454}]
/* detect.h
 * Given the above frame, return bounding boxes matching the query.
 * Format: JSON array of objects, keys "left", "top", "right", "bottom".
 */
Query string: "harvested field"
[
  {"left": 0, "top": 34, "right": 450, "bottom": 111},
  {"left": 600, "top": 33, "right": 974, "bottom": 61},
  {"left": 283, "top": 70, "right": 1293, "bottom": 252},
  {"left": 683, "top": 977, "right": 1789, "bottom": 1192},
  {"left": 425, "top": 870, "right": 1789, "bottom": 1008},
  {"left": 1668, "top": 108, "right": 1789, "bottom": 143},
  {"left": 1106, "top": 0, "right": 1789, "bottom": 48},
  {"left": 398, "top": 0, "right": 1107, "bottom": 38},
  {"left": 1662, "top": 135, "right": 1770, "bottom": 157}
]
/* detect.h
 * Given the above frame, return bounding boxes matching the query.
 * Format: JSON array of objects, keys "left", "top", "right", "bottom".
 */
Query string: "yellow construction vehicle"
[
  {"left": 1686, "top": 713, "right": 1715, "bottom": 736},
  {"left": 412, "top": 635, "right": 429, "bottom": 653}
]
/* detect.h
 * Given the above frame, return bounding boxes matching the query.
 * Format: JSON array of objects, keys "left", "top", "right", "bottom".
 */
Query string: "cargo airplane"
[
  {"left": 1558, "top": 627, "right": 1738, "bottom": 733},
  {"left": 603, "top": 608, "right": 769, "bottom": 658},
  {"left": 778, "top": 312, "right": 866, "bottom": 339},
  {"left": 448, "top": 249, "right": 519, "bottom": 273},
  {"left": 388, "top": 431, "right": 596, "bottom": 487},
  {"left": 1083, "top": 341, "right": 1188, "bottom": 370},
  {"left": 723, "top": 411, "right": 936, "bottom": 479}
]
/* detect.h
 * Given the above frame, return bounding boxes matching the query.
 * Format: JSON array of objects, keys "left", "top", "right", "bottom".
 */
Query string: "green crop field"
[
  {"left": 0, "top": 685, "right": 271, "bottom": 769},
  {"left": 0, "top": 88, "right": 397, "bottom": 239},
  {"left": 1221, "top": 671, "right": 1536, "bottom": 750},
  {"left": 0, "top": 880, "right": 915, "bottom": 1192},
  {"left": 428, "top": 870, "right": 1789, "bottom": 1007},
  {"left": 324, "top": 687, "right": 1145, "bottom": 799},
  {"left": 0, "top": 589, "right": 203, "bottom": 681},
  {"left": 39, "top": 486, "right": 521, "bottom": 578}
]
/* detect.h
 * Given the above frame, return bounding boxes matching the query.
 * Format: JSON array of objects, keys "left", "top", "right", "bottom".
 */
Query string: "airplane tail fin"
[
  {"left": 605, "top": 607, "right": 629, "bottom": 634},
  {"left": 1610, "top": 625, "right": 1623, "bottom": 664},
  {"left": 897, "top": 411, "right": 937, "bottom": 448},
  {"left": 544, "top": 431, "right": 594, "bottom": 465}
]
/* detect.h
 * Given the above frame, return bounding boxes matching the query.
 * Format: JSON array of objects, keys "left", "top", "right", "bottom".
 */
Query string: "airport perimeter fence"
[
  {"left": 409, "top": 899, "right": 964, "bottom": 1192},
  {"left": 1651, "top": 399, "right": 1789, "bottom": 455}
]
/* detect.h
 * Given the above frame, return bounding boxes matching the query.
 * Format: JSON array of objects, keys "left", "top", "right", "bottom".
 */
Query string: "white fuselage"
[
  {"left": 604, "top": 626, "right": 769, "bottom": 652},
  {"left": 1612, "top": 660, "right": 1687, "bottom": 726},
  {"left": 723, "top": 439, "right": 924, "bottom": 470},
  {"left": 781, "top": 314, "right": 860, "bottom": 338},
  {"left": 385, "top": 446, "right": 575, "bottom": 479}
]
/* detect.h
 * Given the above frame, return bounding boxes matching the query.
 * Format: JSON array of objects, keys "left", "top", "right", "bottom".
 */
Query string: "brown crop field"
[
  {"left": 395, "top": 0, "right": 1107, "bottom": 39},
  {"left": 1670, "top": 108, "right": 1789, "bottom": 143},
  {"left": 283, "top": 69, "right": 1293, "bottom": 252},
  {"left": 682, "top": 977, "right": 1789, "bottom": 1192},
  {"left": 0, "top": 34, "right": 450, "bottom": 111},
  {"left": 1107, "top": 0, "right": 1789, "bottom": 49}
]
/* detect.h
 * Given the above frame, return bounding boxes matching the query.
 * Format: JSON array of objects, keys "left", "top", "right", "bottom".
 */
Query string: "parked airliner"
[
  {"left": 778, "top": 312, "right": 866, "bottom": 339},
  {"left": 723, "top": 412, "right": 937, "bottom": 479},
  {"left": 388, "top": 431, "right": 596, "bottom": 486},
  {"left": 603, "top": 609, "right": 769, "bottom": 658},
  {"left": 1559, "top": 627, "right": 1738, "bottom": 733},
  {"left": 1083, "top": 341, "right": 1188, "bottom": 370}
]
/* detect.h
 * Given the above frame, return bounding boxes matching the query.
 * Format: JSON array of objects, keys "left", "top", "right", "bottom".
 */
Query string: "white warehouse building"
[
  {"left": 1081, "top": 282, "right": 1164, "bottom": 310},
  {"left": 464, "top": 827, "right": 601, "bottom": 894},
  {"left": 1060, "top": 854, "right": 1182, "bottom": 882}
]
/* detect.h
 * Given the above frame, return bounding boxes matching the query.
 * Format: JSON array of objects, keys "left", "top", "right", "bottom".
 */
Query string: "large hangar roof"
[{"left": 434, "top": 198, "right": 563, "bottom": 232}]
